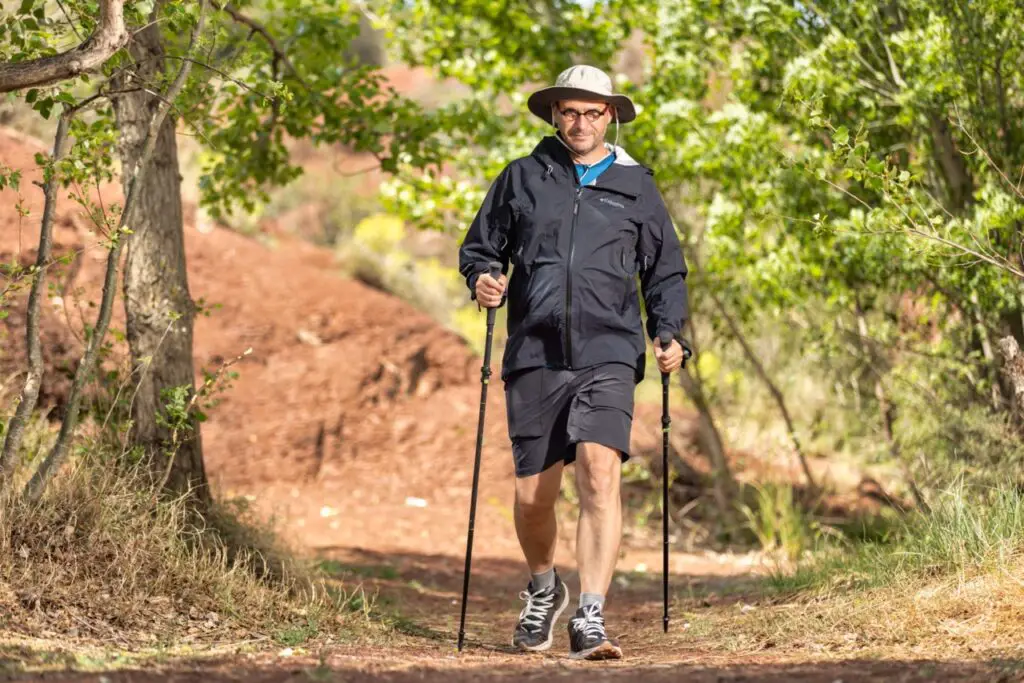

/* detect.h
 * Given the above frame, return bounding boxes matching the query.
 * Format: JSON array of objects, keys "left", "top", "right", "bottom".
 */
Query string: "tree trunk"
[
  {"left": 970, "top": 290, "right": 1006, "bottom": 411},
  {"left": 112, "top": 22, "right": 208, "bottom": 505},
  {"left": 675, "top": 326, "right": 736, "bottom": 523},
  {"left": 929, "top": 116, "right": 973, "bottom": 213},
  {"left": 854, "top": 301, "right": 900, "bottom": 460},
  {"left": 709, "top": 291, "right": 816, "bottom": 492},
  {"left": 996, "top": 336, "right": 1024, "bottom": 429}
]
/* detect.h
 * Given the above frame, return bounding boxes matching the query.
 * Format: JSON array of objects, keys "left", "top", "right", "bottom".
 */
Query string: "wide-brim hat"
[{"left": 527, "top": 65, "right": 636, "bottom": 125}]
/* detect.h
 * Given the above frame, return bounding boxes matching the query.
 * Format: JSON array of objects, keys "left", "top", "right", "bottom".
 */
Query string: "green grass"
[
  {"left": 767, "top": 483, "right": 1024, "bottom": 595},
  {"left": 316, "top": 559, "right": 400, "bottom": 581},
  {"left": 274, "top": 617, "right": 321, "bottom": 646},
  {"left": 739, "top": 483, "right": 822, "bottom": 563}
]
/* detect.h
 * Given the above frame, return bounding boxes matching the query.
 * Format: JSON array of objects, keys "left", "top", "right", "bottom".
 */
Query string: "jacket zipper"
[{"left": 565, "top": 186, "right": 582, "bottom": 368}]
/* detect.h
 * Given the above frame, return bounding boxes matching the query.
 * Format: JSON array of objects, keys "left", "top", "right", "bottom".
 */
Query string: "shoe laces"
[
  {"left": 517, "top": 586, "right": 555, "bottom": 632},
  {"left": 571, "top": 603, "right": 607, "bottom": 639}
]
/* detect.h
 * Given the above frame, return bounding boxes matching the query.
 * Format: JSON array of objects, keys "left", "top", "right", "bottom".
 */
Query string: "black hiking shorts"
[{"left": 503, "top": 363, "right": 636, "bottom": 478}]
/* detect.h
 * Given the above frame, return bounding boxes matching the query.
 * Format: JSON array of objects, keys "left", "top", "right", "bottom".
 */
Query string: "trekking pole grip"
[
  {"left": 659, "top": 332, "right": 674, "bottom": 381},
  {"left": 484, "top": 261, "right": 502, "bottom": 336}
]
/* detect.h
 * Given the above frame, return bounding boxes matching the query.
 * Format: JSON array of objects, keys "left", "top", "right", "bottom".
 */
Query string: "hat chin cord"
[{"left": 550, "top": 105, "right": 620, "bottom": 162}]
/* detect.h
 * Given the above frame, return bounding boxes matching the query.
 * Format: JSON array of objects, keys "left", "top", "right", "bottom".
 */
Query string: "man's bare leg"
[
  {"left": 512, "top": 462, "right": 570, "bottom": 651},
  {"left": 574, "top": 442, "right": 622, "bottom": 597},
  {"left": 566, "top": 441, "right": 623, "bottom": 660},
  {"left": 514, "top": 461, "right": 565, "bottom": 574}
]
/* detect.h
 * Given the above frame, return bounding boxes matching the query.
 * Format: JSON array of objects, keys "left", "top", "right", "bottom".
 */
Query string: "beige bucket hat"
[{"left": 527, "top": 65, "right": 636, "bottom": 125}]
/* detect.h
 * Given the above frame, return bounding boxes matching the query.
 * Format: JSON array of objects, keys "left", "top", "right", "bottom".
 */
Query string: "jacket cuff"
[{"left": 655, "top": 327, "right": 692, "bottom": 356}]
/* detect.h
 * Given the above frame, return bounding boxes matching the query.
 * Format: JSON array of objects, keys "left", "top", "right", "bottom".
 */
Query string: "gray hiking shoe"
[
  {"left": 568, "top": 603, "right": 622, "bottom": 660},
  {"left": 511, "top": 571, "right": 569, "bottom": 651}
]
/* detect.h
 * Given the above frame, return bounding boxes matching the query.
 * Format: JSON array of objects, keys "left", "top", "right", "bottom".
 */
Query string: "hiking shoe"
[
  {"left": 511, "top": 572, "right": 570, "bottom": 651},
  {"left": 568, "top": 603, "right": 622, "bottom": 660}
]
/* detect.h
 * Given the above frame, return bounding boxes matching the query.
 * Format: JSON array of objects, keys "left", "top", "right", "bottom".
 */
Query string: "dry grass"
[
  {"left": 0, "top": 442, "right": 368, "bottom": 649},
  {"left": 676, "top": 484, "right": 1024, "bottom": 660},
  {"left": 680, "top": 559, "right": 1024, "bottom": 660}
]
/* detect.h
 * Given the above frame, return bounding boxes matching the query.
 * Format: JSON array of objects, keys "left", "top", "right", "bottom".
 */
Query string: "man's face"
[{"left": 552, "top": 98, "right": 613, "bottom": 157}]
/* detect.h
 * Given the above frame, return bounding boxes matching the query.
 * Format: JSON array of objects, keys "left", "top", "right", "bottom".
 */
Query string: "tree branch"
[
  {"left": 164, "top": 55, "right": 272, "bottom": 99},
  {"left": 816, "top": 175, "right": 1024, "bottom": 279},
  {"left": 0, "top": 110, "right": 75, "bottom": 487},
  {"left": 212, "top": 1, "right": 310, "bottom": 91},
  {"left": 55, "top": 0, "right": 85, "bottom": 41},
  {"left": 708, "top": 290, "right": 817, "bottom": 493},
  {"left": 0, "top": 0, "right": 129, "bottom": 94}
]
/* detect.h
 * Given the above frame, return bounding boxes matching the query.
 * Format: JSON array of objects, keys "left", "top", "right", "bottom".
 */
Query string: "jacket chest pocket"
[
  {"left": 510, "top": 198, "right": 560, "bottom": 271},
  {"left": 618, "top": 218, "right": 642, "bottom": 278},
  {"left": 617, "top": 219, "right": 643, "bottom": 315}
]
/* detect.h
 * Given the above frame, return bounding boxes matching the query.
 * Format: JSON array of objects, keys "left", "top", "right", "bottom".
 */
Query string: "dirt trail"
[
  {"left": 12, "top": 546, "right": 1010, "bottom": 681},
  {"left": 0, "top": 127, "right": 1012, "bottom": 681}
]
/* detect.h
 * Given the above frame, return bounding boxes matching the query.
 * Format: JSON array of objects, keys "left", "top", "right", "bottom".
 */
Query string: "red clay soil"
[{"left": 0, "top": 128, "right": 1007, "bottom": 682}]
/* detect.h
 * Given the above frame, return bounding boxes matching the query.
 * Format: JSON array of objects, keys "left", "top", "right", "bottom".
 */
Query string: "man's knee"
[
  {"left": 576, "top": 443, "right": 621, "bottom": 506},
  {"left": 515, "top": 473, "right": 559, "bottom": 522}
]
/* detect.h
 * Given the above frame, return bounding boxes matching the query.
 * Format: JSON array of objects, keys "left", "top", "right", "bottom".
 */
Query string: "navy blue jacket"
[{"left": 459, "top": 135, "right": 689, "bottom": 382}]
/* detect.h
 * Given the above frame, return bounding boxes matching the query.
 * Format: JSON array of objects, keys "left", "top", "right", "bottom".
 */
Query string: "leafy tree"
[
  {"left": 1, "top": 0, "right": 441, "bottom": 500},
  {"left": 381, "top": 0, "right": 1024, "bottom": 498}
]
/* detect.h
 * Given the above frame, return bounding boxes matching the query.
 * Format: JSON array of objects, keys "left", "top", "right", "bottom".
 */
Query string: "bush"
[{"left": 338, "top": 214, "right": 491, "bottom": 345}]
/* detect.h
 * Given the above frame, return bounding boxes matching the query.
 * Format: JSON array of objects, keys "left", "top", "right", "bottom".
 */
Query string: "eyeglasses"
[{"left": 557, "top": 105, "right": 609, "bottom": 123}]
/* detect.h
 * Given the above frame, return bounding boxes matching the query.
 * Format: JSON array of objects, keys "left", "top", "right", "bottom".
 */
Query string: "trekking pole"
[
  {"left": 457, "top": 261, "right": 503, "bottom": 653},
  {"left": 660, "top": 332, "right": 691, "bottom": 634},
  {"left": 659, "top": 331, "right": 672, "bottom": 634}
]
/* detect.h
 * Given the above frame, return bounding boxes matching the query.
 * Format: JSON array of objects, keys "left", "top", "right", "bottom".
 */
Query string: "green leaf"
[{"left": 833, "top": 125, "right": 849, "bottom": 145}]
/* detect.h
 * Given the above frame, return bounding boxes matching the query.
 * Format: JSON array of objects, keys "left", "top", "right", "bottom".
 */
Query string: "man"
[{"left": 458, "top": 64, "right": 689, "bottom": 661}]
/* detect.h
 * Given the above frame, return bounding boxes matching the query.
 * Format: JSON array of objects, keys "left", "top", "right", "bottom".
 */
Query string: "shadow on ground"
[{"left": 9, "top": 657, "right": 1018, "bottom": 682}]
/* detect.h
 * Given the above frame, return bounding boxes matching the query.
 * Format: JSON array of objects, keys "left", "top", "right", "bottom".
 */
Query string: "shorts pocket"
[
  {"left": 587, "top": 366, "right": 635, "bottom": 419},
  {"left": 505, "top": 371, "right": 545, "bottom": 438}
]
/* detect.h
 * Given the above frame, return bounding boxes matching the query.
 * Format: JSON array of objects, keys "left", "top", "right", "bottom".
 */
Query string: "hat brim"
[{"left": 527, "top": 87, "right": 636, "bottom": 125}]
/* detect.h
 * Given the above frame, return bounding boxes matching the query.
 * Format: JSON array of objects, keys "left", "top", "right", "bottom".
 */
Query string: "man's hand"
[
  {"left": 475, "top": 271, "right": 507, "bottom": 308},
  {"left": 654, "top": 336, "right": 684, "bottom": 374}
]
